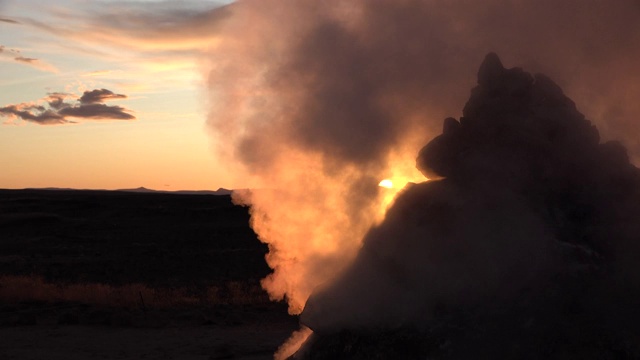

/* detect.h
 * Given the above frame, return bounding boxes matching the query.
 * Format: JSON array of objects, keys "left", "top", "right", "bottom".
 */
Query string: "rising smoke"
[{"left": 204, "top": 0, "right": 640, "bottom": 356}]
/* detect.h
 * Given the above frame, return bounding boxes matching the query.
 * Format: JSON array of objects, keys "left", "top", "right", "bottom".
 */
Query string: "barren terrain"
[{"left": 0, "top": 189, "right": 297, "bottom": 359}]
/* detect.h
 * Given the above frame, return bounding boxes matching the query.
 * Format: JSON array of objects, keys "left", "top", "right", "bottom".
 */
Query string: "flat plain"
[{"left": 0, "top": 189, "right": 297, "bottom": 360}]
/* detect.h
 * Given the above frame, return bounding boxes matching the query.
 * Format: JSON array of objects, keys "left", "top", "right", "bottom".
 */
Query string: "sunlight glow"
[{"left": 378, "top": 179, "right": 393, "bottom": 188}]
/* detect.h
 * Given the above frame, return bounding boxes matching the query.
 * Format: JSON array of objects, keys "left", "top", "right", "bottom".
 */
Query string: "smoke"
[
  {"left": 274, "top": 326, "right": 313, "bottom": 360},
  {"left": 205, "top": 3, "right": 640, "bottom": 353}
]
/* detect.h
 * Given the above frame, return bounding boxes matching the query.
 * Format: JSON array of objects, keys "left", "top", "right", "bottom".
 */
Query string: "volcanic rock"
[{"left": 295, "top": 53, "right": 640, "bottom": 358}]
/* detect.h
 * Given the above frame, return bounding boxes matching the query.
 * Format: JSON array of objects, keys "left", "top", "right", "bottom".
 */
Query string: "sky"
[
  {"left": 0, "top": 0, "right": 235, "bottom": 190},
  {"left": 2, "top": 0, "right": 639, "bottom": 193}
]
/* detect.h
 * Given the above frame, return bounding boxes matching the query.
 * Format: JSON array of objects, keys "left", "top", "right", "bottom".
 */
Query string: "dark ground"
[{"left": 0, "top": 189, "right": 298, "bottom": 359}]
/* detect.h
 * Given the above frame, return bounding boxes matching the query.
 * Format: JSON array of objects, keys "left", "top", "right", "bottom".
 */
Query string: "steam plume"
[
  {"left": 205, "top": 0, "right": 640, "bottom": 318},
  {"left": 203, "top": 2, "right": 640, "bottom": 357}
]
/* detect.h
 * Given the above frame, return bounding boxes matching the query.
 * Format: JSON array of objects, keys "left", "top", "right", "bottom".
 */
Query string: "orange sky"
[
  {"left": 0, "top": 0, "right": 237, "bottom": 190},
  {"left": 2, "top": 0, "right": 640, "bottom": 193}
]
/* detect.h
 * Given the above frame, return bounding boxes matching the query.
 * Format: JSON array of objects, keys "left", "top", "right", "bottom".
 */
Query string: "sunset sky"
[
  {"left": 3, "top": 0, "right": 640, "bottom": 193},
  {"left": 0, "top": 0, "right": 235, "bottom": 190}
]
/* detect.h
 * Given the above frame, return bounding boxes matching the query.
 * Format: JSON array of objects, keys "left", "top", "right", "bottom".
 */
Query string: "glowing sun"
[{"left": 378, "top": 179, "right": 393, "bottom": 188}]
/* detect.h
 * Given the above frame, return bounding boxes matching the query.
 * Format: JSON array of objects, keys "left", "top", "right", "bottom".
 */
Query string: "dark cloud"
[
  {"left": 0, "top": 89, "right": 134, "bottom": 125},
  {"left": 0, "top": 105, "right": 66, "bottom": 125},
  {"left": 0, "top": 18, "right": 19, "bottom": 24},
  {"left": 79, "top": 88, "right": 127, "bottom": 104},
  {"left": 59, "top": 103, "right": 134, "bottom": 120},
  {"left": 45, "top": 92, "right": 70, "bottom": 110}
]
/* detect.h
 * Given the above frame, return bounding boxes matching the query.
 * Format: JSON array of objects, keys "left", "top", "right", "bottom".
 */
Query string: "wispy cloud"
[
  {"left": 83, "top": 70, "right": 112, "bottom": 77},
  {"left": 6, "top": 1, "right": 232, "bottom": 99},
  {"left": 0, "top": 18, "right": 19, "bottom": 24},
  {"left": 0, "top": 88, "right": 134, "bottom": 125},
  {"left": 0, "top": 44, "right": 58, "bottom": 72},
  {"left": 23, "top": 2, "right": 231, "bottom": 54},
  {"left": 14, "top": 56, "right": 37, "bottom": 63}
]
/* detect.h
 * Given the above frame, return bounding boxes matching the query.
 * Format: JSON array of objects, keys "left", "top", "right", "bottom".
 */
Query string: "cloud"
[
  {"left": 79, "top": 88, "right": 127, "bottom": 104},
  {"left": 45, "top": 92, "right": 69, "bottom": 110},
  {"left": 0, "top": 18, "right": 18, "bottom": 24},
  {"left": 83, "top": 70, "right": 112, "bottom": 77},
  {"left": 5, "top": 1, "right": 231, "bottom": 97},
  {"left": 21, "top": 2, "right": 231, "bottom": 54},
  {"left": 0, "top": 104, "right": 66, "bottom": 125},
  {"left": 59, "top": 103, "right": 134, "bottom": 120},
  {"left": 0, "top": 44, "right": 58, "bottom": 72},
  {"left": 0, "top": 89, "right": 135, "bottom": 125},
  {"left": 14, "top": 56, "right": 37, "bottom": 63}
]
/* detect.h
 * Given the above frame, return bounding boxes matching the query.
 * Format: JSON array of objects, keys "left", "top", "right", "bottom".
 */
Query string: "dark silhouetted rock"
[
  {"left": 477, "top": 52, "right": 505, "bottom": 88},
  {"left": 442, "top": 117, "right": 461, "bottom": 134},
  {"left": 296, "top": 54, "right": 640, "bottom": 359}
]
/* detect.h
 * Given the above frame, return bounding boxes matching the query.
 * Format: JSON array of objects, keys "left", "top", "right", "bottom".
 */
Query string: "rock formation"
[{"left": 295, "top": 53, "right": 640, "bottom": 359}]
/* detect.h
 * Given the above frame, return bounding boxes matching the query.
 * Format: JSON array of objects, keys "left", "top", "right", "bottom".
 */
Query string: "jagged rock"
[
  {"left": 442, "top": 117, "right": 461, "bottom": 135},
  {"left": 418, "top": 53, "right": 601, "bottom": 186},
  {"left": 476, "top": 52, "right": 505, "bottom": 88},
  {"left": 295, "top": 53, "right": 640, "bottom": 359}
]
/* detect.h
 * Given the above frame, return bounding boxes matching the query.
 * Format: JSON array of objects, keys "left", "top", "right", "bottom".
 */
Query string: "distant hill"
[
  {"left": 117, "top": 187, "right": 232, "bottom": 195},
  {"left": 20, "top": 187, "right": 233, "bottom": 196}
]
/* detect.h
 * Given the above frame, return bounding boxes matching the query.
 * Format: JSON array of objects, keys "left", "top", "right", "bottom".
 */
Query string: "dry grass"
[{"left": 0, "top": 275, "right": 269, "bottom": 309}]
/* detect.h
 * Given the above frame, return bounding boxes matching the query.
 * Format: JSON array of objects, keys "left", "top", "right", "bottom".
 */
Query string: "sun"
[{"left": 378, "top": 179, "right": 393, "bottom": 188}]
